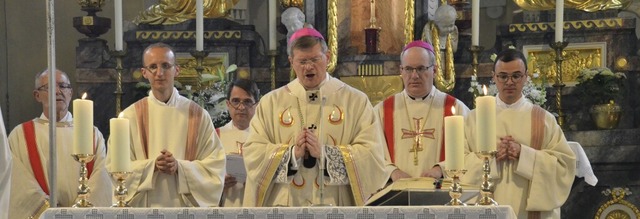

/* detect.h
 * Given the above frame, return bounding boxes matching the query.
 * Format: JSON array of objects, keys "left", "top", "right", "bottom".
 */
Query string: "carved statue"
[
  {"left": 281, "top": 7, "right": 307, "bottom": 42},
  {"left": 134, "top": 0, "right": 240, "bottom": 25},
  {"left": 513, "top": 0, "right": 631, "bottom": 12},
  {"left": 422, "top": 3, "right": 457, "bottom": 92}
]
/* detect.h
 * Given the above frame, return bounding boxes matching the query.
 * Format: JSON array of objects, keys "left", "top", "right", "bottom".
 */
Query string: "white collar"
[
  {"left": 403, "top": 86, "right": 436, "bottom": 102},
  {"left": 39, "top": 111, "right": 72, "bottom": 122},
  {"left": 148, "top": 87, "right": 179, "bottom": 106},
  {"left": 496, "top": 94, "right": 527, "bottom": 109}
]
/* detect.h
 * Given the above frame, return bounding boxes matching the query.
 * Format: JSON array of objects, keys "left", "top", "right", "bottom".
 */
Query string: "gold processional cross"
[{"left": 401, "top": 118, "right": 435, "bottom": 165}]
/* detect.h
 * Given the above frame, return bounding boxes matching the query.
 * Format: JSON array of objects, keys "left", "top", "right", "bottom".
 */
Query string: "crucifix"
[{"left": 401, "top": 118, "right": 435, "bottom": 165}]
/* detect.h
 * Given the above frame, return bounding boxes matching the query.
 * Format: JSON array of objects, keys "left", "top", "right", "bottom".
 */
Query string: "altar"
[{"left": 41, "top": 206, "right": 517, "bottom": 219}]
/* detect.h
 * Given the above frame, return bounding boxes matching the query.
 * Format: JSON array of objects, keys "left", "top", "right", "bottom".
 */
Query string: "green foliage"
[{"left": 574, "top": 67, "right": 626, "bottom": 106}]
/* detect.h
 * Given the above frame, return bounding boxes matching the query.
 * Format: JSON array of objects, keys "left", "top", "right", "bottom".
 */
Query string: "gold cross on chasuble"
[{"left": 401, "top": 118, "right": 435, "bottom": 165}]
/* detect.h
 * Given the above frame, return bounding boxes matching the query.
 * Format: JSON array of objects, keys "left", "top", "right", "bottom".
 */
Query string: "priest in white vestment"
[
  {"left": 461, "top": 49, "right": 575, "bottom": 218},
  {"left": 113, "top": 43, "right": 226, "bottom": 207},
  {"left": 218, "top": 79, "right": 260, "bottom": 207},
  {"left": 243, "top": 28, "right": 387, "bottom": 207},
  {"left": 8, "top": 70, "right": 112, "bottom": 218},
  {"left": 374, "top": 41, "right": 469, "bottom": 182},
  {"left": 0, "top": 107, "right": 12, "bottom": 219}
]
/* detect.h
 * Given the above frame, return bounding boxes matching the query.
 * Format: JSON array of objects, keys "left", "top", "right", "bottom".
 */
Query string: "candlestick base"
[
  {"left": 110, "top": 50, "right": 127, "bottom": 115},
  {"left": 364, "top": 28, "right": 381, "bottom": 54},
  {"left": 475, "top": 151, "right": 498, "bottom": 206},
  {"left": 190, "top": 50, "right": 210, "bottom": 91},
  {"left": 468, "top": 45, "right": 484, "bottom": 108},
  {"left": 71, "top": 154, "right": 95, "bottom": 208},
  {"left": 445, "top": 169, "right": 467, "bottom": 206},
  {"left": 110, "top": 171, "right": 132, "bottom": 207}
]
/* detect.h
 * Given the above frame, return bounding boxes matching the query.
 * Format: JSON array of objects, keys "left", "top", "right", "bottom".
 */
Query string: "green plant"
[{"left": 574, "top": 67, "right": 626, "bottom": 106}]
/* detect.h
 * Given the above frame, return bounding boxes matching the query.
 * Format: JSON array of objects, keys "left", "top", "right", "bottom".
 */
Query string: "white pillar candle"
[
  {"left": 555, "top": 0, "right": 564, "bottom": 42},
  {"left": 445, "top": 106, "right": 464, "bottom": 170},
  {"left": 73, "top": 93, "right": 93, "bottom": 155},
  {"left": 268, "top": 0, "right": 277, "bottom": 51},
  {"left": 471, "top": 0, "right": 480, "bottom": 46},
  {"left": 476, "top": 86, "right": 496, "bottom": 152},
  {"left": 196, "top": 0, "right": 204, "bottom": 51},
  {"left": 110, "top": 113, "right": 131, "bottom": 172},
  {"left": 114, "top": 0, "right": 123, "bottom": 51}
]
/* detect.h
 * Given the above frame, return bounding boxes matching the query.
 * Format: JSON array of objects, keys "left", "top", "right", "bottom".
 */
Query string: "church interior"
[{"left": 1, "top": 0, "right": 639, "bottom": 218}]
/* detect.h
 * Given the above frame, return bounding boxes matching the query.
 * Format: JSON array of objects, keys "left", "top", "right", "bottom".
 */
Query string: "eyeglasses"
[
  {"left": 294, "top": 56, "right": 323, "bottom": 66},
  {"left": 143, "top": 63, "right": 175, "bottom": 74},
  {"left": 495, "top": 73, "right": 525, "bottom": 83},
  {"left": 36, "top": 83, "right": 72, "bottom": 92},
  {"left": 401, "top": 65, "right": 434, "bottom": 74},
  {"left": 228, "top": 98, "right": 256, "bottom": 109}
]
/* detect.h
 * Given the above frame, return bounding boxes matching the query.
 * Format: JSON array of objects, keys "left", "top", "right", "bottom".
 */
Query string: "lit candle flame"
[
  {"left": 118, "top": 112, "right": 124, "bottom": 118},
  {"left": 81, "top": 92, "right": 87, "bottom": 99},
  {"left": 451, "top": 106, "right": 456, "bottom": 115},
  {"left": 482, "top": 85, "right": 487, "bottom": 96}
]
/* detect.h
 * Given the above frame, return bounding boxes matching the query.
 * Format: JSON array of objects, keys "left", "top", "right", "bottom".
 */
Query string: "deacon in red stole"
[{"left": 462, "top": 49, "right": 575, "bottom": 218}]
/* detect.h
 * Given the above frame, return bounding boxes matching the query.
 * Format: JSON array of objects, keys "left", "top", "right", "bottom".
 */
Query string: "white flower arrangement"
[{"left": 189, "top": 64, "right": 238, "bottom": 127}]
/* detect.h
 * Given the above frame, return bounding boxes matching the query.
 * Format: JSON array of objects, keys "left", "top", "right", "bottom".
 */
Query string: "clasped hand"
[
  {"left": 496, "top": 136, "right": 521, "bottom": 161},
  {"left": 294, "top": 128, "right": 321, "bottom": 159},
  {"left": 155, "top": 149, "right": 178, "bottom": 174}
]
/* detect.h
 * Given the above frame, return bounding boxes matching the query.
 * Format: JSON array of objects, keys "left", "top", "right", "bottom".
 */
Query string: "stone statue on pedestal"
[
  {"left": 281, "top": 7, "right": 312, "bottom": 44},
  {"left": 421, "top": 3, "right": 457, "bottom": 92}
]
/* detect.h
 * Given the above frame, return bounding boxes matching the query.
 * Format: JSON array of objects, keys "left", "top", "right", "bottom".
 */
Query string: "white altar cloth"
[{"left": 40, "top": 206, "right": 516, "bottom": 219}]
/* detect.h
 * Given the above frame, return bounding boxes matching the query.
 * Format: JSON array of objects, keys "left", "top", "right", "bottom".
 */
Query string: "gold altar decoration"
[
  {"left": 509, "top": 19, "right": 625, "bottom": 33},
  {"left": 134, "top": 0, "right": 240, "bottom": 25},
  {"left": 426, "top": 22, "right": 456, "bottom": 92},
  {"left": 524, "top": 42, "right": 604, "bottom": 86},
  {"left": 595, "top": 187, "right": 640, "bottom": 219},
  {"left": 176, "top": 54, "right": 226, "bottom": 90},
  {"left": 135, "top": 31, "right": 242, "bottom": 41},
  {"left": 327, "top": 0, "right": 337, "bottom": 74},
  {"left": 340, "top": 75, "right": 403, "bottom": 106},
  {"left": 404, "top": 0, "right": 415, "bottom": 45},
  {"left": 590, "top": 101, "right": 621, "bottom": 129},
  {"left": 513, "top": 0, "right": 631, "bottom": 12},
  {"left": 280, "top": 0, "right": 304, "bottom": 9}
]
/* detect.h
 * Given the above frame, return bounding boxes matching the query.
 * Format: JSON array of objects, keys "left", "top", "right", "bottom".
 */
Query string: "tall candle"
[
  {"left": 555, "top": 0, "right": 564, "bottom": 42},
  {"left": 114, "top": 0, "right": 123, "bottom": 51},
  {"left": 196, "top": 0, "right": 204, "bottom": 51},
  {"left": 370, "top": 0, "right": 376, "bottom": 22},
  {"left": 445, "top": 106, "right": 464, "bottom": 170},
  {"left": 476, "top": 86, "right": 496, "bottom": 152},
  {"left": 471, "top": 0, "right": 479, "bottom": 45},
  {"left": 268, "top": 0, "right": 277, "bottom": 51},
  {"left": 73, "top": 93, "right": 93, "bottom": 155},
  {"left": 110, "top": 113, "right": 131, "bottom": 172}
]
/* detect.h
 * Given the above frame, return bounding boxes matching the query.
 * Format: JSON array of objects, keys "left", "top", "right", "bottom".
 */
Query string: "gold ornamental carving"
[
  {"left": 135, "top": 31, "right": 241, "bottom": 40},
  {"left": 280, "top": 0, "right": 304, "bottom": 9},
  {"left": 525, "top": 43, "right": 604, "bottom": 85},
  {"left": 340, "top": 75, "right": 403, "bottom": 106},
  {"left": 134, "top": 0, "right": 240, "bottom": 25},
  {"left": 595, "top": 188, "right": 640, "bottom": 219},
  {"left": 327, "top": 0, "right": 337, "bottom": 74},
  {"left": 175, "top": 55, "right": 226, "bottom": 89},
  {"left": 404, "top": 0, "right": 415, "bottom": 45},
  {"left": 513, "top": 0, "right": 631, "bottom": 12},
  {"left": 509, "top": 19, "right": 624, "bottom": 33}
]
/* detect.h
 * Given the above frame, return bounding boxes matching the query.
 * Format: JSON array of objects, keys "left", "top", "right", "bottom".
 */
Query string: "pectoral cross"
[
  {"left": 308, "top": 92, "right": 318, "bottom": 101},
  {"left": 236, "top": 141, "right": 244, "bottom": 154},
  {"left": 401, "top": 118, "right": 435, "bottom": 165}
]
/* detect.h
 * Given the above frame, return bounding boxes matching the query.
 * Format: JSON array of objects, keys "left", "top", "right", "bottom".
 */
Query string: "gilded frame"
[{"left": 522, "top": 42, "right": 606, "bottom": 86}]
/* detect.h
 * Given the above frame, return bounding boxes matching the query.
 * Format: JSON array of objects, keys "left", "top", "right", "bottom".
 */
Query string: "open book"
[{"left": 366, "top": 177, "right": 478, "bottom": 206}]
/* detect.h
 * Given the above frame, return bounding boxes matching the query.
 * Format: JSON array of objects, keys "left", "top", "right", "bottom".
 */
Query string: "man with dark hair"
[
  {"left": 113, "top": 42, "right": 226, "bottom": 207},
  {"left": 243, "top": 28, "right": 387, "bottom": 207},
  {"left": 462, "top": 48, "right": 575, "bottom": 218},
  {"left": 374, "top": 40, "right": 469, "bottom": 182},
  {"left": 218, "top": 78, "right": 259, "bottom": 207},
  {"left": 8, "top": 69, "right": 111, "bottom": 218}
]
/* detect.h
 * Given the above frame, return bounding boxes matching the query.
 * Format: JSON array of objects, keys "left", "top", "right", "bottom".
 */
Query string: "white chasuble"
[
  {"left": 243, "top": 74, "right": 387, "bottom": 207},
  {"left": 218, "top": 121, "right": 249, "bottom": 207},
  {"left": 115, "top": 88, "right": 226, "bottom": 207},
  {"left": 0, "top": 109, "right": 11, "bottom": 219},
  {"left": 461, "top": 96, "right": 576, "bottom": 219},
  {"left": 8, "top": 112, "right": 112, "bottom": 218},
  {"left": 374, "top": 89, "right": 469, "bottom": 179}
]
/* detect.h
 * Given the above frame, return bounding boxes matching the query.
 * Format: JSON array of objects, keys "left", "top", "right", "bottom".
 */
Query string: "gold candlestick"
[
  {"left": 110, "top": 171, "right": 132, "bottom": 207},
  {"left": 269, "top": 50, "right": 278, "bottom": 90},
  {"left": 445, "top": 169, "right": 467, "bottom": 206},
  {"left": 110, "top": 50, "right": 126, "bottom": 115},
  {"left": 549, "top": 41, "right": 569, "bottom": 128},
  {"left": 71, "top": 153, "right": 95, "bottom": 208},
  {"left": 475, "top": 151, "right": 498, "bottom": 206},
  {"left": 190, "top": 50, "right": 210, "bottom": 91},
  {"left": 469, "top": 45, "right": 484, "bottom": 108}
]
